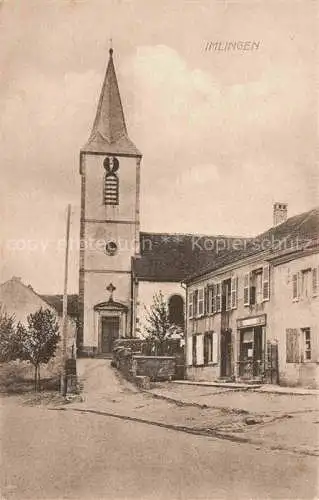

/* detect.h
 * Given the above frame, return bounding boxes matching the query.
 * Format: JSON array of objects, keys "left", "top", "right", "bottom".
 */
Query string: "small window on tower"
[{"left": 103, "top": 156, "right": 119, "bottom": 205}]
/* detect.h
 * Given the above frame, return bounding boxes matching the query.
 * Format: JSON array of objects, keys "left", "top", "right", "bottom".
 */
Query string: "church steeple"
[{"left": 82, "top": 48, "right": 141, "bottom": 156}]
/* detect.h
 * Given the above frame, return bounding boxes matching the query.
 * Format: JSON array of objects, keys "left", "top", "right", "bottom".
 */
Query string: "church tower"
[{"left": 78, "top": 48, "right": 142, "bottom": 355}]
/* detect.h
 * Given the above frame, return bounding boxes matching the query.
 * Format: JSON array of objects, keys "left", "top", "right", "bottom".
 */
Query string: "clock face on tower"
[
  {"left": 105, "top": 240, "right": 118, "bottom": 256},
  {"left": 103, "top": 156, "right": 119, "bottom": 173}
]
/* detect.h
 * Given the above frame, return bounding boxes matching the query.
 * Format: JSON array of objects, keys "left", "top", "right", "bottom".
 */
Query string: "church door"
[{"left": 101, "top": 316, "right": 120, "bottom": 354}]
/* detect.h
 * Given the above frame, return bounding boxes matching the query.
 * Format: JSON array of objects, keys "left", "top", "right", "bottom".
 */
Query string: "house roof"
[
  {"left": 40, "top": 294, "right": 79, "bottom": 319},
  {"left": 82, "top": 49, "right": 141, "bottom": 157},
  {"left": 0, "top": 278, "right": 77, "bottom": 322},
  {"left": 132, "top": 232, "right": 249, "bottom": 282},
  {"left": 184, "top": 207, "right": 319, "bottom": 283}
]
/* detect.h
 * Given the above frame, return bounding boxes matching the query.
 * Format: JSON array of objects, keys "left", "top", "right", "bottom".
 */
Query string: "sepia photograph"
[{"left": 0, "top": 0, "right": 318, "bottom": 499}]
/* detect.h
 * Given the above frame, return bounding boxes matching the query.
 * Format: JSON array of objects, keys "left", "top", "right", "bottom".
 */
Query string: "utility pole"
[{"left": 61, "top": 204, "right": 71, "bottom": 396}]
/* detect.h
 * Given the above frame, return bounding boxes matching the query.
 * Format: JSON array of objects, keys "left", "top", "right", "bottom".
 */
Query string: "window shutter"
[
  {"left": 231, "top": 276, "right": 238, "bottom": 309},
  {"left": 312, "top": 267, "right": 318, "bottom": 297},
  {"left": 216, "top": 283, "right": 222, "bottom": 312},
  {"left": 193, "top": 290, "right": 198, "bottom": 317},
  {"left": 198, "top": 288, "right": 204, "bottom": 316},
  {"left": 262, "top": 265, "right": 270, "bottom": 301},
  {"left": 244, "top": 273, "right": 250, "bottom": 306},
  {"left": 192, "top": 336, "right": 197, "bottom": 366},
  {"left": 286, "top": 328, "right": 300, "bottom": 363},
  {"left": 188, "top": 291, "right": 193, "bottom": 318},
  {"left": 186, "top": 336, "right": 193, "bottom": 365},
  {"left": 204, "top": 287, "right": 209, "bottom": 315},
  {"left": 207, "top": 286, "right": 213, "bottom": 314},
  {"left": 212, "top": 284, "right": 216, "bottom": 313},
  {"left": 204, "top": 335, "right": 208, "bottom": 365},
  {"left": 196, "top": 334, "right": 204, "bottom": 365},
  {"left": 212, "top": 332, "right": 218, "bottom": 363},
  {"left": 292, "top": 273, "right": 299, "bottom": 300}
]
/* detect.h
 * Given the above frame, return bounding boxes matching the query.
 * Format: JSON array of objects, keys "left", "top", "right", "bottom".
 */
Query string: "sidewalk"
[
  {"left": 67, "top": 360, "right": 319, "bottom": 457},
  {"left": 144, "top": 381, "right": 319, "bottom": 456},
  {"left": 148, "top": 381, "right": 319, "bottom": 414},
  {"left": 173, "top": 379, "right": 319, "bottom": 396}
]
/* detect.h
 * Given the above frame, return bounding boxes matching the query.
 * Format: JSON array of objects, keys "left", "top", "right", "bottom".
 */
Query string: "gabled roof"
[
  {"left": 184, "top": 207, "right": 319, "bottom": 282},
  {"left": 40, "top": 294, "right": 79, "bottom": 319},
  {"left": 82, "top": 49, "right": 141, "bottom": 157},
  {"left": 0, "top": 278, "right": 77, "bottom": 323},
  {"left": 132, "top": 232, "right": 249, "bottom": 282}
]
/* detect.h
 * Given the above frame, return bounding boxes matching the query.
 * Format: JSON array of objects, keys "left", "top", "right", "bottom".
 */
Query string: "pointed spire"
[{"left": 83, "top": 48, "right": 141, "bottom": 156}]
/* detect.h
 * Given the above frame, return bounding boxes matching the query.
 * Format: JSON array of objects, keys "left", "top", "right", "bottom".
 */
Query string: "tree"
[
  {"left": 17, "top": 308, "right": 60, "bottom": 391},
  {"left": 144, "top": 292, "right": 184, "bottom": 354},
  {"left": 0, "top": 304, "right": 18, "bottom": 362}
]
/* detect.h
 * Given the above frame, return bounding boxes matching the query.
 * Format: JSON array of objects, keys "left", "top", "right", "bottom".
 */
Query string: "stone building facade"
[{"left": 185, "top": 208, "right": 319, "bottom": 388}]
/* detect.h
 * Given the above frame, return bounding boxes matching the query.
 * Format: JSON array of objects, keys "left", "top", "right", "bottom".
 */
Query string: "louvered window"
[{"left": 103, "top": 156, "right": 119, "bottom": 205}]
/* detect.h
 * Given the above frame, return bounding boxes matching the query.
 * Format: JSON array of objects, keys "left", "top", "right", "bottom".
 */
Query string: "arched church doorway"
[{"left": 168, "top": 294, "right": 185, "bottom": 328}]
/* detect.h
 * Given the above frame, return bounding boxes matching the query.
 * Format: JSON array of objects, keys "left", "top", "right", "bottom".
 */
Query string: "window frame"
[
  {"left": 262, "top": 264, "right": 270, "bottom": 302},
  {"left": 103, "top": 172, "right": 119, "bottom": 206},
  {"left": 244, "top": 272, "right": 250, "bottom": 306},
  {"left": 230, "top": 276, "right": 238, "bottom": 310},
  {"left": 204, "top": 331, "right": 218, "bottom": 365},
  {"left": 292, "top": 273, "right": 299, "bottom": 301},
  {"left": 302, "top": 327, "right": 311, "bottom": 362},
  {"left": 197, "top": 288, "right": 205, "bottom": 317},
  {"left": 215, "top": 282, "right": 222, "bottom": 313},
  {"left": 188, "top": 291, "right": 194, "bottom": 319},
  {"left": 301, "top": 268, "right": 312, "bottom": 299}
]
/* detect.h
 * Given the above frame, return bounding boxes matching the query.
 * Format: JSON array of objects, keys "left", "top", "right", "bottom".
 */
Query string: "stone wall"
[{"left": 131, "top": 355, "right": 176, "bottom": 381}]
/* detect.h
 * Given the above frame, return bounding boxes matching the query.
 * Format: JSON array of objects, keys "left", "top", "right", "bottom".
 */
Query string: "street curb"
[
  {"left": 171, "top": 381, "right": 319, "bottom": 396},
  {"left": 51, "top": 406, "right": 319, "bottom": 458},
  {"left": 172, "top": 381, "right": 261, "bottom": 390},
  {"left": 145, "top": 390, "right": 250, "bottom": 415}
]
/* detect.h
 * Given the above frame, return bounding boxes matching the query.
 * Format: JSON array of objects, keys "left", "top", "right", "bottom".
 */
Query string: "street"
[{"left": 1, "top": 360, "right": 318, "bottom": 499}]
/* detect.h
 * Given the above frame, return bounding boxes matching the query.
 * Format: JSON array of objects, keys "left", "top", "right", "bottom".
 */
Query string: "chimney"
[{"left": 273, "top": 203, "right": 288, "bottom": 226}]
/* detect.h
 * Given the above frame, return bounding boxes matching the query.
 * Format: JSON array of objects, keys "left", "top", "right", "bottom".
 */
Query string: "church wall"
[
  {"left": 84, "top": 222, "right": 136, "bottom": 271},
  {"left": 80, "top": 152, "right": 140, "bottom": 351},
  {"left": 84, "top": 154, "right": 138, "bottom": 221},
  {"left": 83, "top": 272, "right": 132, "bottom": 348},
  {"left": 135, "top": 280, "right": 185, "bottom": 337}
]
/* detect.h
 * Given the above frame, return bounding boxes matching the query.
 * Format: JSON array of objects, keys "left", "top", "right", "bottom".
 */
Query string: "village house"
[
  {"left": 184, "top": 205, "right": 319, "bottom": 388},
  {"left": 0, "top": 276, "right": 77, "bottom": 370}
]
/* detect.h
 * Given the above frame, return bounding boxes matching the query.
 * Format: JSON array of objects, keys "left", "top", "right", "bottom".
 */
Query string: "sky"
[{"left": 0, "top": 0, "right": 318, "bottom": 293}]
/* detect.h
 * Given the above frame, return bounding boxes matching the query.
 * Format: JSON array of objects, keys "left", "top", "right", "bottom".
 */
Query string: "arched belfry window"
[
  {"left": 103, "top": 156, "right": 119, "bottom": 205},
  {"left": 168, "top": 294, "right": 185, "bottom": 328}
]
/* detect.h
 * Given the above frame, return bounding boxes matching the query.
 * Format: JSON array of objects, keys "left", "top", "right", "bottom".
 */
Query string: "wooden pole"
[{"left": 61, "top": 204, "right": 71, "bottom": 396}]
